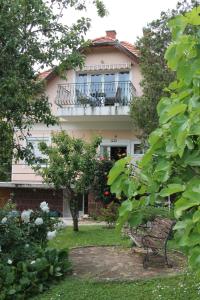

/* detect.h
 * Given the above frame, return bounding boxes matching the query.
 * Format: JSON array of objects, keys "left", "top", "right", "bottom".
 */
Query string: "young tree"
[
  {"left": 36, "top": 132, "right": 101, "bottom": 231},
  {"left": 109, "top": 6, "right": 200, "bottom": 271},
  {"left": 0, "top": 0, "right": 106, "bottom": 174},
  {"left": 130, "top": 0, "right": 199, "bottom": 139}
]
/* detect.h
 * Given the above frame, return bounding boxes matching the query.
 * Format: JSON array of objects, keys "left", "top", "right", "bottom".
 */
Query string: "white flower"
[
  {"left": 34, "top": 217, "right": 43, "bottom": 226},
  {"left": 55, "top": 221, "right": 66, "bottom": 230},
  {"left": 47, "top": 230, "right": 57, "bottom": 240},
  {"left": 7, "top": 259, "right": 12, "bottom": 264},
  {"left": 0, "top": 245, "right": 2, "bottom": 252},
  {"left": 31, "top": 260, "right": 36, "bottom": 264},
  {"left": 40, "top": 201, "right": 49, "bottom": 213},
  {"left": 25, "top": 244, "right": 29, "bottom": 248},
  {"left": 21, "top": 209, "right": 32, "bottom": 223},
  {"left": 1, "top": 217, "right": 7, "bottom": 224}
]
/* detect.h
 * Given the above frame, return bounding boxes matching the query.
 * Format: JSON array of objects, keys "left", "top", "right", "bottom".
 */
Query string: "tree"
[
  {"left": 108, "top": 6, "right": 200, "bottom": 271},
  {"left": 130, "top": 0, "right": 199, "bottom": 139},
  {"left": 0, "top": 0, "right": 106, "bottom": 175},
  {"left": 36, "top": 132, "right": 101, "bottom": 231}
]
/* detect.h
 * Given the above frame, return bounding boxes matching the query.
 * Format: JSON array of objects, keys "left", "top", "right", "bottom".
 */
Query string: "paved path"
[{"left": 70, "top": 246, "right": 185, "bottom": 281}]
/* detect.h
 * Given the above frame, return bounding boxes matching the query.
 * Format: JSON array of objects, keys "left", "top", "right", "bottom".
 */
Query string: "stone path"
[{"left": 70, "top": 246, "right": 185, "bottom": 281}]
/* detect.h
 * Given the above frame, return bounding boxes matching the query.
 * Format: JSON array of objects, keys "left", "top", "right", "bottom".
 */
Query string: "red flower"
[{"left": 104, "top": 191, "right": 110, "bottom": 196}]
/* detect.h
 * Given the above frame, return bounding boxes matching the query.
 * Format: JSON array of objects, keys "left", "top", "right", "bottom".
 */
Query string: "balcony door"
[
  {"left": 104, "top": 73, "right": 115, "bottom": 99},
  {"left": 118, "top": 72, "right": 130, "bottom": 105}
]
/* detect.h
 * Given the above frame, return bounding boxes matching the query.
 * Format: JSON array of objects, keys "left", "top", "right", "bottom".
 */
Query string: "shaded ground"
[{"left": 70, "top": 246, "right": 185, "bottom": 281}]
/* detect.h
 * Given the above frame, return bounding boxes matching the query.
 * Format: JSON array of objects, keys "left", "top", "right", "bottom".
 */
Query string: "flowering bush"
[
  {"left": 92, "top": 157, "right": 115, "bottom": 204},
  {"left": 99, "top": 201, "right": 119, "bottom": 227},
  {"left": 0, "top": 201, "right": 70, "bottom": 299}
]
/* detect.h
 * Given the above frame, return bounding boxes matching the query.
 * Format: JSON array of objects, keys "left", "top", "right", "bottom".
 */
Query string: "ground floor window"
[{"left": 100, "top": 145, "right": 127, "bottom": 161}]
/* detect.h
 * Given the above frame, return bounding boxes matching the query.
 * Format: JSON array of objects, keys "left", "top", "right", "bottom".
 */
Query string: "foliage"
[
  {"left": 36, "top": 131, "right": 101, "bottom": 231},
  {"left": 0, "top": 123, "right": 13, "bottom": 180},
  {"left": 92, "top": 157, "right": 115, "bottom": 204},
  {"left": 130, "top": 0, "right": 199, "bottom": 138},
  {"left": 0, "top": 202, "right": 69, "bottom": 299},
  {"left": 0, "top": 0, "right": 106, "bottom": 174},
  {"left": 99, "top": 201, "right": 119, "bottom": 227},
  {"left": 108, "top": 6, "right": 200, "bottom": 271}
]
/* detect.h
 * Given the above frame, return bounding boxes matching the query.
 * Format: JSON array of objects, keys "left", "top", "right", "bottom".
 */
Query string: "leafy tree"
[
  {"left": 0, "top": 123, "right": 13, "bottom": 180},
  {"left": 108, "top": 6, "right": 200, "bottom": 271},
  {"left": 0, "top": 0, "right": 106, "bottom": 176},
  {"left": 36, "top": 132, "right": 101, "bottom": 231},
  {"left": 130, "top": 0, "right": 199, "bottom": 139}
]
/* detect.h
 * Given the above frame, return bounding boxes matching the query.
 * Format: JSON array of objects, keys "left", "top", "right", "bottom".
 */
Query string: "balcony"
[{"left": 55, "top": 81, "right": 136, "bottom": 120}]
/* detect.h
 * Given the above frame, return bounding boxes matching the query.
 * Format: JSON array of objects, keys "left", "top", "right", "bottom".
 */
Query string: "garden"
[{"left": 1, "top": 2, "right": 200, "bottom": 300}]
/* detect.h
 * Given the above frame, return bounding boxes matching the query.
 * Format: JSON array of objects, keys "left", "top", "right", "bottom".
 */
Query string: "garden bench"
[{"left": 127, "top": 217, "right": 175, "bottom": 269}]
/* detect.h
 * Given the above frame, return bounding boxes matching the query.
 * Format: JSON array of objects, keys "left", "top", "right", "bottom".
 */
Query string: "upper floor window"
[{"left": 27, "top": 137, "right": 50, "bottom": 162}]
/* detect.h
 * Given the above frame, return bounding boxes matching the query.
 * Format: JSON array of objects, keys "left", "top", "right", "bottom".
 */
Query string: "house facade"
[{"left": 0, "top": 30, "right": 143, "bottom": 217}]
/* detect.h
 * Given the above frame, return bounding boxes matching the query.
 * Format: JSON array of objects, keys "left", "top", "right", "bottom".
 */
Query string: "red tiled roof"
[
  {"left": 92, "top": 36, "right": 116, "bottom": 43},
  {"left": 120, "top": 41, "right": 140, "bottom": 57},
  {"left": 92, "top": 36, "right": 139, "bottom": 58},
  {"left": 38, "top": 69, "right": 52, "bottom": 80}
]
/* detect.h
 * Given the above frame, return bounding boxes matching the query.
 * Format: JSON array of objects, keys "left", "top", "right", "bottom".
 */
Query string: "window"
[
  {"left": 100, "top": 145, "right": 127, "bottom": 161},
  {"left": 27, "top": 137, "right": 50, "bottom": 161},
  {"left": 76, "top": 74, "right": 87, "bottom": 95},
  {"left": 134, "top": 143, "right": 144, "bottom": 155}
]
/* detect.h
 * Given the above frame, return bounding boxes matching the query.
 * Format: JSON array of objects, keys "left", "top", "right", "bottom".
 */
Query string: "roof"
[
  {"left": 38, "top": 33, "right": 139, "bottom": 80},
  {"left": 38, "top": 69, "right": 53, "bottom": 80},
  {"left": 92, "top": 36, "right": 139, "bottom": 58}
]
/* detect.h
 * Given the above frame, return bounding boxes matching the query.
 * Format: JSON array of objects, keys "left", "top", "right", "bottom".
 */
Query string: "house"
[{"left": 0, "top": 30, "right": 143, "bottom": 217}]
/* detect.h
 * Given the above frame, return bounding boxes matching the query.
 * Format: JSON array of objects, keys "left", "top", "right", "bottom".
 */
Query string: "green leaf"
[
  {"left": 159, "top": 103, "right": 187, "bottom": 125},
  {"left": 175, "top": 197, "right": 200, "bottom": 218},
  {"left": 193, "top": 210, "right": 200, "bottom": 223},
  {"left": 149, "top": 129, "right": 163, "bottom": 146},
  {"left": 160, "top": 184, "right": 185, "bottom": 197},
  {"left": 168, "top": 15, "right": 187, "bottom": 39},
  {"left": 118, "top": 199, "right": 133, "bottom": 217},
  {"left": 108, "top": 157, "right": 131, "bottom": 185}
]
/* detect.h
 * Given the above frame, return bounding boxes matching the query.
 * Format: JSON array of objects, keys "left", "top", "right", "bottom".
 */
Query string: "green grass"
[
  {"left": 49, "top": 225, "right": 131, "bottom": 249},
  {"left": 35, "top": 273, "right": 200, "bottom": 300},
  {"left": 34, "top": 226, "right": 200, "bottom": 300}
]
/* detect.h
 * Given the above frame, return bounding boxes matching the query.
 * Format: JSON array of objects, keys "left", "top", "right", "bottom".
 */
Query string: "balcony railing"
[{"left": 55, "top": 81, "right": 136, "bottom": 107}]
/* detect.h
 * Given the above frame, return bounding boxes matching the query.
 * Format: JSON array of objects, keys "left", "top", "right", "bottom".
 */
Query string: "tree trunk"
[{"left": 69, "top": 192, "right": 79, "bottom": 232}]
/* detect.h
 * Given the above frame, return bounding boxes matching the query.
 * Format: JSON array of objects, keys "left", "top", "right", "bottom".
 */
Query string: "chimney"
[{"left": 106, "top": 30, "right": 117, "bottom": 40}]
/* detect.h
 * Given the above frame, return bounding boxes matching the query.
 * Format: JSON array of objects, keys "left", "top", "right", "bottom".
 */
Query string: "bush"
[
  {"left": 93, "top": 157, "right": 115, "bottom": 204},
  {"left": 0, "top": 202, "right": 70, "bottom": 299},
  {"left": 100, "top": 201, "right": 119, "bottom": 228}
]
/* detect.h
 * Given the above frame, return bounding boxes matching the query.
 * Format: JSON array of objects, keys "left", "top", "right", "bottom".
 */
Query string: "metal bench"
[{"left": 127, "top": 217, "right": 175, "bottom": 269}]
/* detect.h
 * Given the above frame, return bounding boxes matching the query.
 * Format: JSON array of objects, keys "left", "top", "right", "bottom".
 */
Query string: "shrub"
[
  {"left": 100, "top": 201, "right": 119, "bottom": 228},
  {"left": 0, "top": 202, "right": 70, "bottom": 299},
  {"left": 93, "top": 157, "right": 115, "bottom": 204}
]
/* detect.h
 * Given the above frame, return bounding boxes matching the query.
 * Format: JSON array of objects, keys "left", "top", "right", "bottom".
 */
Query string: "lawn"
[
  {"left": 34, "top": 225, "right": 200, "bottom": 300},
  {"left": 49, "top": 225, "right": 131, "bottom": 249}
]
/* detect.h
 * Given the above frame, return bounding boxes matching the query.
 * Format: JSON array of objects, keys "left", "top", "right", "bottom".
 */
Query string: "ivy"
[{"left": 108, "top": 6, "right": 200, "bottom": 271}]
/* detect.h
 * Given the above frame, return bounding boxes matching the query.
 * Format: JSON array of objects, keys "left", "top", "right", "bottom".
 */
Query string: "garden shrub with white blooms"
[{"left": 0, "top": 201, "right": 70, "bottom": 300}]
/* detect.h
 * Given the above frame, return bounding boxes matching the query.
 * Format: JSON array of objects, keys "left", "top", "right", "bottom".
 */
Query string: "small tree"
[{"left": 36, "top": 131, "right": 101, "bottom": 231}]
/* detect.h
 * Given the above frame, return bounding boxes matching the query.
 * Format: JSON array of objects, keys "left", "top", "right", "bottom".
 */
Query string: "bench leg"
[
  {"left": 143, "top": 248, "right": 150, "bottom": 269},
  {"left": 164, "top": 243, "right": 173, "bottom": 268}
]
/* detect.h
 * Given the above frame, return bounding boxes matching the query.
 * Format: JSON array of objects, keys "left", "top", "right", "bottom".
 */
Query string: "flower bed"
[{"left": 0, "top": 201, "right": 70, "bottom": 299}]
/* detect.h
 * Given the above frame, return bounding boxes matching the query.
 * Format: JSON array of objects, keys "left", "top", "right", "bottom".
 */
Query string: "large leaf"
[
  {"left": 159, "top": 103, "right": 187, "bottom": 125},
  {"left": 108, "top": 157, "right": 131, "bottom": 185},
  {"left": 160, "top": 183, "right": 185, "bottom": 197},
  {"left": 175, "top": 197, "right": 200, "bottom": 218}
]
